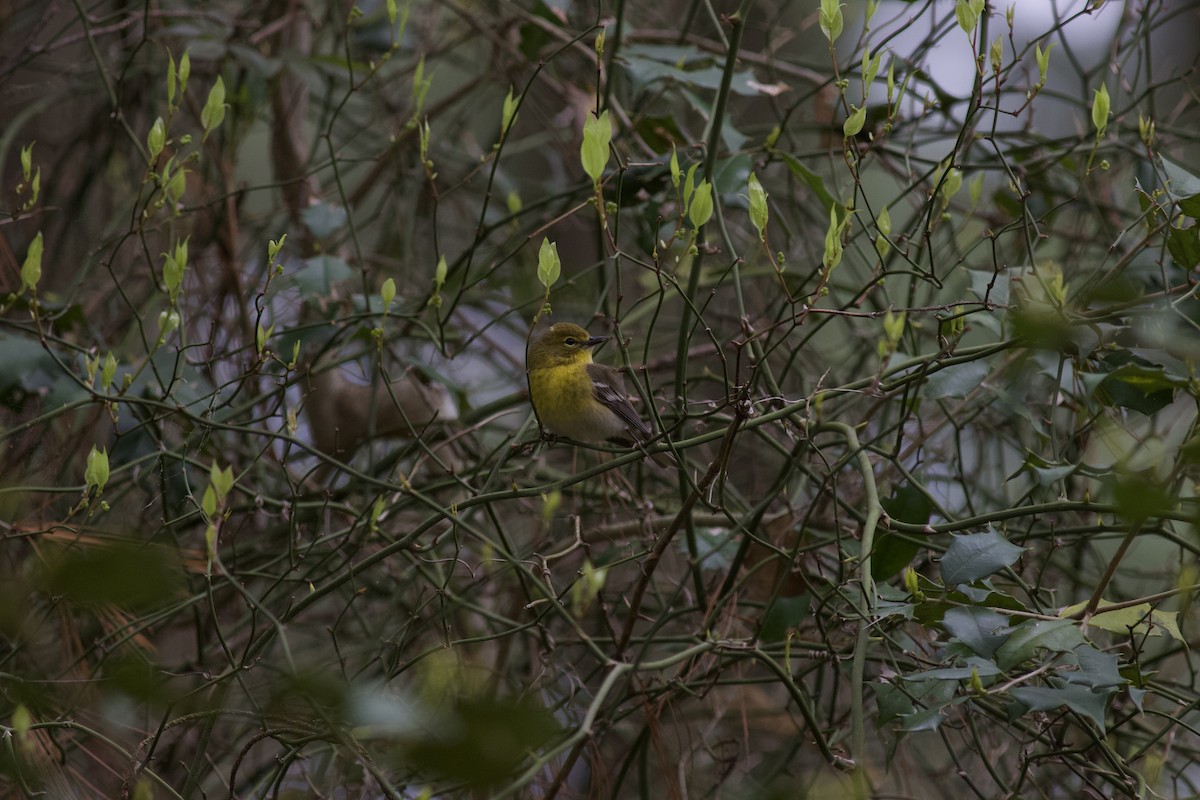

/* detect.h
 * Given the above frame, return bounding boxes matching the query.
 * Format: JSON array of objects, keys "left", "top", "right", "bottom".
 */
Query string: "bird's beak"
[{"left": 586, "top": 334, "right": 609, "bottom": 349}]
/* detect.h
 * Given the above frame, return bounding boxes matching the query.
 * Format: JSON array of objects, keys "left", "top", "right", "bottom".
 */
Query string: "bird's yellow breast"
[{"left": 529, "top": 362, "right": 624, "bottom": 442}]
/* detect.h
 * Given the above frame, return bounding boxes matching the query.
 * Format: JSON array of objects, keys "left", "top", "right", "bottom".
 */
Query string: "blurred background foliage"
[{"left": 2, "top": 0, "right": 1200, "bottom": 797}]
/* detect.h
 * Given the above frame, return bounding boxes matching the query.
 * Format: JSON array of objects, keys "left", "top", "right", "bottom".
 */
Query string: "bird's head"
[{"left": 530, "top": 323, "right": 609, "bottom": 368}]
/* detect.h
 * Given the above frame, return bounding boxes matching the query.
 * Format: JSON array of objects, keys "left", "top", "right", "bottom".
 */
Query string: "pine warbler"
[{"left": 527, "top": 322, "right": 654, "bottom": 447}]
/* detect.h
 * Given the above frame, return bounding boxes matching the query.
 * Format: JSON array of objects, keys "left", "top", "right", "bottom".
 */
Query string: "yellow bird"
[{"left": 527, "top": 322, "right": 654, "bottom": 448}]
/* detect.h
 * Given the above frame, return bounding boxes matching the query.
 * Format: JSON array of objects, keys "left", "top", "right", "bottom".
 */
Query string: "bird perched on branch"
[{"left": 527, "top": 322, "right": 658, "bottom": 452}]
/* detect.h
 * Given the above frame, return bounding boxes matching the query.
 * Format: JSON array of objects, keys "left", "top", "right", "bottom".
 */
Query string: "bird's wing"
[{"left": 587, "top": 363, "right": 652, "bottom": 441}]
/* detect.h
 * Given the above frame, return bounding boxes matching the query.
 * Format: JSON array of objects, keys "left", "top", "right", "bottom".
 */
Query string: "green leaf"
[
  {"left": 618, "top": 47, "right": 766, "bottom": 101},
  {"left": 875, "top": 681, "right": 914, "bottom": 724},
  {"left": 268, "top": 234, "right": 287, "bottom": 262},
  {"left": 882, "top": 309, "right": 905, "bottom": 344},
  {"left": 1091, "top": 82, "right": 1110, "bottom": 135},
  {"left": 669, "top": 144, "right": 680, "bottom": 188},
  {"left": 300, "top": 202, "right": 349, "bottom": 239},
  {"left": 878, "top": 309, "right": 904, "bottom": 358},
  {"left": 900, "top": 658, "right": 1001, "bottom": 682},
  {"left": 419, "top": 118, "right": 432, "bottom": 165},
  {"left": 21, "top": 231, "right": 43, "bottom": 293},
  {"left": 1015, "top": 452, "right": 1077, "bottom": 488},
  {"left": 995, "top": 619, "right": 1087, "bottom": 671},
  {"left": 747, "top": 172, "right": 768, "bottom": 241},
  {"left": 878, "top": 484, "right": 931, "bottom": 578},
  {"left": 1035, "top": 40, "right": 1053, "bottom": 86},
  {"left": 201, "top": 75, "right": 227, "bottom": 140},
  {"left": 147, "top": 116, "right": 165, "bottom": 161},
  {"left": 688, "top": 179, "right": 713, "bottom": 229},
  {"left": 964, "top": 175, "right": 982, "bottom": 210},
  {"left": 1064, "top": 645, "right": 1125, "bottom": 690},
  {"left": 941, "top": 167, "right": 962, "bottom": 205},
  {"left": 25, "top": 168, "right": 39, "bottom": 208},
  {"left": 874, "top": 205, "right": 891, "bottom": 258},
  {"left": 759, "top": 595, "right": 810, "bottom": 643},
  {"left": 162, "top": 244, "right": 187, "bottom": 303},
  {"left": 819, "top": 0, "right": 844, "bottom": 44},
  {"left": 101, "top": 352, "right": 117, "bottom": 391},
  {"left": 1087, "top": 357, "right": 1186, "bottom": 416},
  {"left": 434, "top": 255, "right": 447, "bottom": 289},
  {"left": 942, "top": 607, "right": 1011, "bottom": 659},
  {"left": 954, "top": 578, "right": 1029, "bottom": 613},
  {"left": 12, "top": 704, "right": 31, "bottom": 739},
  {"left": 1167, "top": 223, "right": 1200, "bottom": 268},
  {"left": 882, "top": 678, "right": 960, "bottom": 731},
  {"left": 537, "top": 237, "right": 560, "bottom": 289},
  {"left": 843, "top": 105, "right": 867, "bottom": 138},
  {"left": 940, "top": 529, "right": 1023, "bottom": 585},
  {"left": 1059, "top": 599, "right": 1183, "bottom": 641},
  {"left": 822, "top": 204, "right": 843, "bottom": 271},
  {"left": 924, "top": 360, "right": 990, "bottom": 400},
  {"left": 570, "top": 558, "right": 607, "bottom": 616},
  {"left": 210, "top": 461, "right": 234, "bottom": 500},
  {"left": 871, "top": 533, "right": 920, "bottom": 581},
  {"left": 964, "top": 268, "right": 1012, "bottom": 307},
  {"left": 862, "top": 45, "right": 881, "bottom": 89},
  {"left": 1158, "top": 155, "right": 1200, "bottom": 218},
  {"left": 774, "top": 154, "right": 836, "bottom": 216},
  {"left": 174, "top": 237, "right": 188, "bottom": 270},
  {"left": 1009, "top": 684, "right": 1114, "bottom": 731},
  {"left": 202, "top": 484, "right": 217, "bottom": 517},
  {"left": 500, "top": 85, "right": 519, "bottom": 139},
  {"left": 581, "top": 110, "right": 612, "bottom": 185},
  {"left": 707, "top": 155, "right": 752, "bottom": 197},
  {"left": 381, "top": 277, "right": 396, "bottom": 308},
  {"left": 256, "top": 323, "right": 271, "bottom": 355},
  {"left": 20, "top": 141, "right": 33, "bottom": 181},
  {"left": 0, "top": 332, "right": 55, "bottom": 392},
  {"left": 1010, "top": 305, "right": 1074, "bottom": 352},
  {"left": 165, "top": 166, "right": 186, "bottom": 206},
  {"left": 1111, "top": 471, "right": 1173, "bottom": 521},
  {"left": 178, "top": 51, "right": 190, "bottom": 95},
  {"left": 955, "top": 0, "right": 980, "bottom": 33},
  {"left": 682, "top": 162, "right": 699, "bottom": 212},
  {"left": 875, "top": 205, "right": 892, "bottom": 240},
  {"left": 899, "top": 704, "right": 948, "bottom": 732},
  {"left": 85, "top": 445, "right": 110, "bottom": 492},
  {"left": 289, "top": 254, "right": 353, "bottom": 295},
  {"left": 412, "top": 55, "right": 429, "bottom": 111},
  {"left": 77, "top": 359, "right": 101, "bottom": 394},
  {"left": 882, "top": 484, "right": 933, "bottom": 526},
  {"left": 162, "top": 255, "right": 181, "bottom": 301}
]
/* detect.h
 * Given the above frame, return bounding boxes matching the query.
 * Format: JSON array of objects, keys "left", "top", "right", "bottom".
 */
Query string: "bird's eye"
[{"left": 564, "top": 337, "right": 577, "bottom": 346}]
